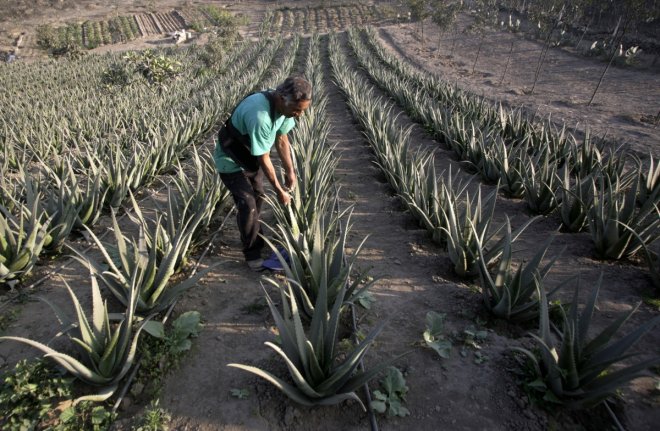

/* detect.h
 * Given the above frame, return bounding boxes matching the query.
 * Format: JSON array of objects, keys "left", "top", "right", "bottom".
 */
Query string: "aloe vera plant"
[
  {"left": 266, "top": 200, "right": 374, "bottom": 319},
  {"left": 588, "top": 175, "right": 660, "bottom": 260},
  {"left": 567, "top": 130, "right": 602, "bottom": 177},
  {"left": 229, "top": 279, "right": 398, "bottom": 409},
  {"left": 522, "top": 150, "right": 560, "bottom": 215},
  {"left": 0, "top": 197, "right": 51, "bottom": 286},
  {"left": 442, "top": 187, "right": 536, "bottom": 278},
  {"left": 0, "top": 269, "right": 150, "bottom": 402},
  {"left": 72, "top": 209, "right": 208, "bottom": 315},
  {"left": 39, "top": 182, "right": 79, "bottom": 254},
  {"left": 495, "top": 144, "right": 527, "bottom": 199},
  {"left": 513, "top": 275, "right": 660, "bottom": 408},
  {"left": 7, "top": 176, "right": 73, "bottom": 255},
  {"left": 476, "top": 218, "right": 562, "bottom": 322},
  {"left": 170, "top": 147, "right": 230, "bottom": 246},
  {"left": 558, "top": 167, "right": 593, "bottom": 232}
]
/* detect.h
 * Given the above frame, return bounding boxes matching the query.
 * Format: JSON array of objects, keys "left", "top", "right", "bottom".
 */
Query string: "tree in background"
[
  {"left": 431, "top": 0, "right": 461, "bottom": 56},
  {"left": 468, "top": 0, "right": 498, "bottom": 74},
  {"left": 406, "top": 0, "right": 432, "bottom": 46},
  {"left": 588, "top": 0, "right": 657, "bottom": 104},
  {"left": 527, "top": 0, "right": 570, "bottom": 94}
]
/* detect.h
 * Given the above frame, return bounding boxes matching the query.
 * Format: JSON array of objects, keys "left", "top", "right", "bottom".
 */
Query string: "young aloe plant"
[
  {"left": 170, "top": 148, "right": 231, "bottom": 247},
  {"left": 476, "top": 218, "right": 562, "bottom": 322},
  {"left": 558, "top": 167, "right": 593, "bottom": 232},
  {"left": 475, "top": 134, "right": 505, "bottom": 184},
  {"left": 495, "top": 144, "right": 526, "bottom": 199},
  {"left": 39, "top": 182, "right": 79, "bottom": 255},
  {"left": 567, "top": 130, "right": 602, "bottom": 177},
  {"left": 0, "top": 268, "right": 150, "bottom": 403},
  {"left": 8, "top": 175, "right": 73, "bottom": 256},
  {"left": 588, "top": 175, "right": 660, "bottom": 260},
  {"left": 129, "top": 190, "right": 202, "bottom": 271},
  {"left": 71, "top": 209, "right": 208, "bottom": 315},
  {"left": 265, "top": 202, "right": 375, "bottom": 320},
  {"left": 52, "top": 155, "right": 107, "bottom": 230},
  {"left": 410, "top": 164, "right": 471, "bottom": 246},
  {"left": 229, "top": 278, "right": 399, "bottom": 409},
  {"left": 522, "top": 150, "right": 560, "bottom": 215},
  {"left": 101, "top": 143, "right": 151, "bottom": 209},
  {"left": 0, "top": 196, "right": 51, "bottom": 286},
  {"left": 513, "top": 275, "right": 660, "bottom": 408},
  {"left": 442, "top": 187, "right": 536, "bottom": 278}
]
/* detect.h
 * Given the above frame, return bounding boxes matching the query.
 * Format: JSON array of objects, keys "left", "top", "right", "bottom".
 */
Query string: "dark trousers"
[{"left": 219, "top": 169, "right": 265, "bottom": 261}]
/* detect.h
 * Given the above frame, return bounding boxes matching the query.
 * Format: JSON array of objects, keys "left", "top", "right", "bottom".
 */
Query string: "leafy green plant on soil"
[
  {"left": 370, "top": 367, "right": 410, "bottom": 417},
  {"left": 459, "top": 326, "right": 489, "bottom": 365},
  {"left": 123, "top": 50, "right": 182, "bottom": 87},
  {"left": 131, "top": 398, "right": 171, "bottom": 431},
  {"left": 0, "top": 358, "right": 73, "bottom": 430},
  {"left": 56, "top": 401, "right": 115, "bottom": 431},
  {"left": 136, "top": 311, "right": 202, "bottom": 399},
  {"left": 0, "top": 307, "right": 20, "bottom": 333},
  {"left": 423, "top": 311, "right": 452, "bottom": 359}
]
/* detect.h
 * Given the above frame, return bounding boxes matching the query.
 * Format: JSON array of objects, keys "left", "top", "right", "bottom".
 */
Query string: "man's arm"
[
  {"left": 275, "top": 133, "right": 296, "bottom": 192},
  {"left": 258, "top": 151, "right": 291, "bottom": 206}
]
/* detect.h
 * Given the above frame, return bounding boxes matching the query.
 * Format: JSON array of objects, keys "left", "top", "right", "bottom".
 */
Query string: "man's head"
[{"left": 274, "top": 75, "right": 312, "bottom": 118}]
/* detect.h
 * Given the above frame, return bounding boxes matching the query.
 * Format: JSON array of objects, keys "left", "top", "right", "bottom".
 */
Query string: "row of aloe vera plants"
[
  {"left": 0, "top": 33, "right": 305, "bottom": 410},
  {"left": 349, "top": 27, "right": 659, "bottom": 275},
  {"left": 230, "top": 33, "right": 397, "bottom": 410},
  {"left": 0, "top": 37, "right": 289, "bottom": 287},
  {"left": 341, "top": 28, "right": 531, "bottom": 281},
  {"left": 332, "top": 31, "right": 659, "bottom": 410},
  {"left": 1, "top": 146, "right": 231, "bottom": 403}
]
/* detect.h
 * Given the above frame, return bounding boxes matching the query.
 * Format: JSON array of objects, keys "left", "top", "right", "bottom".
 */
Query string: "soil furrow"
[{"left": 323, "top": 31, "right": 542, "bottom": 431}]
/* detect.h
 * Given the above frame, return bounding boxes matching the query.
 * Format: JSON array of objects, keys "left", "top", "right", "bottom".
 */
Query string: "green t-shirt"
[{"left": 214, "top": 92, "right": 296, "bottom": 173}]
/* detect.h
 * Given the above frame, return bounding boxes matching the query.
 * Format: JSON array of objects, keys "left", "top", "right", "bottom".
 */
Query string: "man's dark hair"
[{"left": 276, "top": 75, "right": 312, "bottom": 105}]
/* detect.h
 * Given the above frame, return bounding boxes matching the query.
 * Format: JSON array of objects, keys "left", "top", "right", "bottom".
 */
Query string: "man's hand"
[
  {"left": 284, "top": 171, "right": 297, "bottom": 192},
  {"left": 277, "top": 188, "right": 292, "bottom": 206}
]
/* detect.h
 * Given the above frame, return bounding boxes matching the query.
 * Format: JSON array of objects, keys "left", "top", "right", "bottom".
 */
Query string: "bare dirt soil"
[
  {"left": 379, "top": 16, "right": 660, "bottom": 158},
  {"left": 1, "top": 2, "right": 659, "bottom": 431}
]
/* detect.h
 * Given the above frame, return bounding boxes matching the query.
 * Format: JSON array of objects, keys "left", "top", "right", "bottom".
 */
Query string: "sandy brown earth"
[
  {"left": 379, "top": 16, "right": 660, "bottom": 158},
  {"left": 1, "top": 2, "right": 659, "bottom": 431}
]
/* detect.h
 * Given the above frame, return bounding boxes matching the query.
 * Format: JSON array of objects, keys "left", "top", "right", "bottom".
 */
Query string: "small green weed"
[
  {"left": 642, "top": 292, "right": 660, "bottom": 311},
  {"left": 230, "top": 388, "right": 249, "bottom": 400},
  {"left": 423, "top": 311, "right": 452, "bottom": 358},
  {"left": 56, "top": 401, "right": 115, "bottom": 431},
  {"left": 240, "top": 297, "right": 268, "bottom": 314},
  {"left": 459, "top": 325, "right": 489, "bottom": 365},
  {"left": 136, "top": 311, "right": 202, "bottom": 398},
  {"left": 371, "top": 367, "right": 410, "bottom": 417},
  {"left": 355, "top": 290, "right": 376, "bottom": 309},
  {"left": 0, "top": 358, "right": 73, "bottom": 430},
  {"left": 132, "top": 399, "right": 171, "bottom": 431},
  {"left": 0, "top": 307, "right": 20, "bottom": 333}
]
